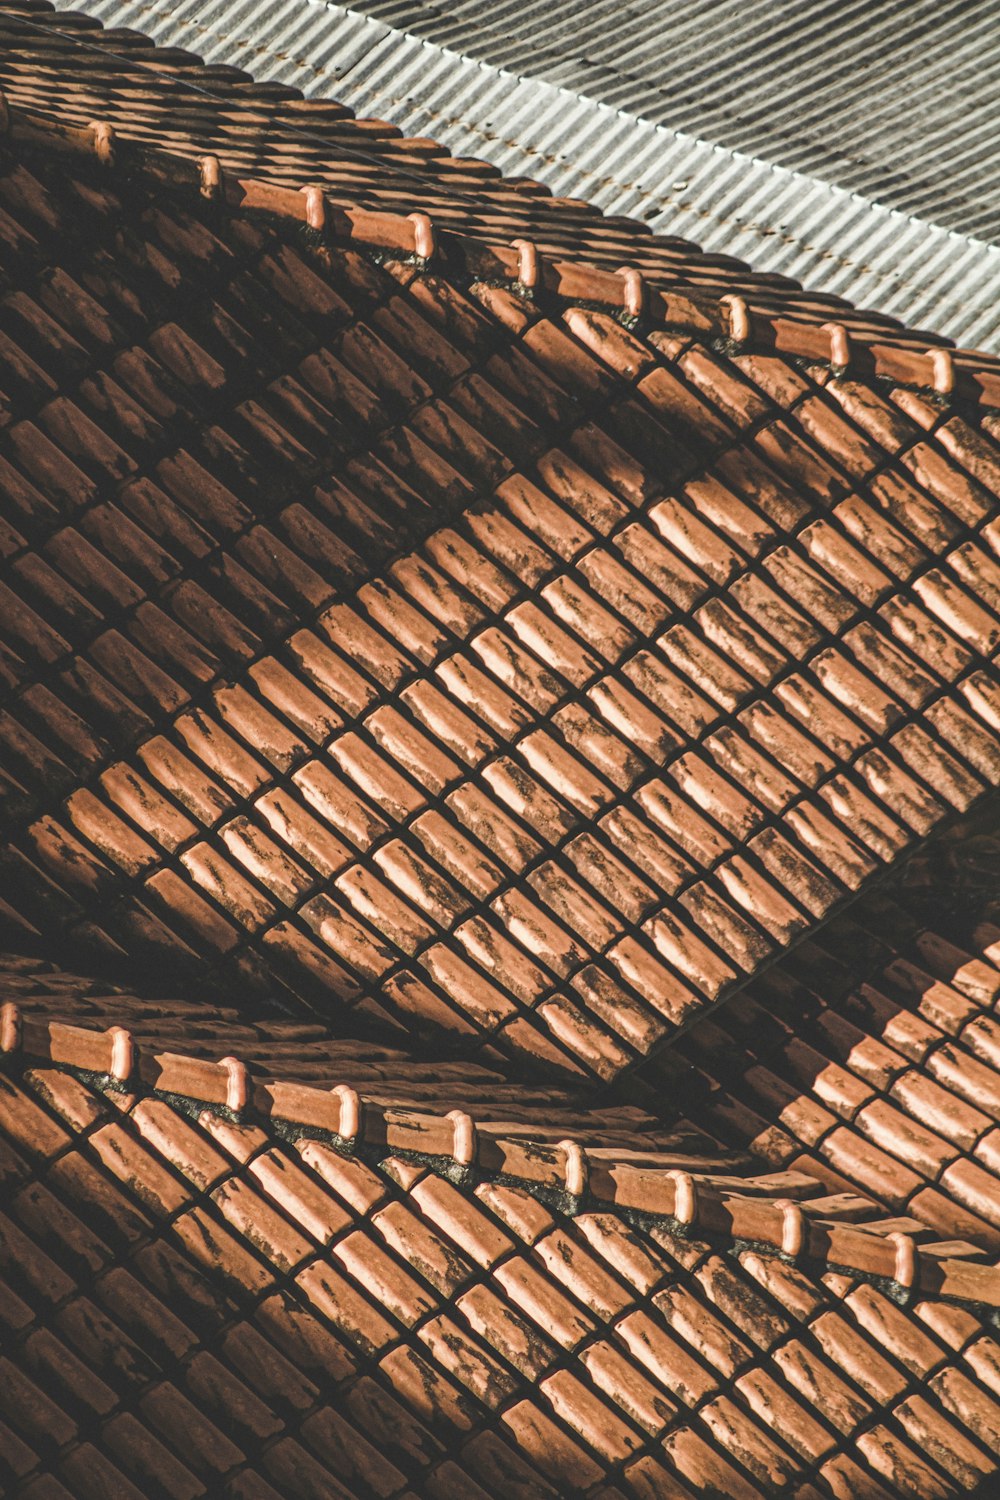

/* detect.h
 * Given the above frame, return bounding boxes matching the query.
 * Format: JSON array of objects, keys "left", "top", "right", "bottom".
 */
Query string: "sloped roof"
[
  {"left": 0, "top": 0, "right": 983, "bottom": 344},
  {"left": 2, "top": 4, "right": 1000, "bottom": 1497},
  {"left": 4, "top": 43, "right": 1000, "bottom": 1082},
  {"left": 643, "top": 805, "right": 1000, "bottom": 1259},
  {"left": 3, "top": 1033, "right": 1000, "bottom": 1498},
  {"left": 5, "top": 825, "right": 1000, "bottom": 1494},
  {"left": 42, "top": 0, "right": 1000, "bottom": 351},
  {"left": 7, "top": 797, "right": 1000, "bottom": 1297},
  {"left": 0, "top": 953, "right": 746, "bottom": 1163}
]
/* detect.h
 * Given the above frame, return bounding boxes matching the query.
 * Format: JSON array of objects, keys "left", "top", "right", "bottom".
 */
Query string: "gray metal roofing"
[
  {"left": 350, "top": 0, "right": 1000, "bottom": 242},
  {"left": 51, "top": 0, "right": 1000, "bottom": 352}
]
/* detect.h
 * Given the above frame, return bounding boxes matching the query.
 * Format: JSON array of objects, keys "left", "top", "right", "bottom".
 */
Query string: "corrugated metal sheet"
[
  {"left": 51, "top": 0, "right": 1000, "bottom": 351},
  {"left": 353, "top": 0, "right": 1000, "bottom": 239}
]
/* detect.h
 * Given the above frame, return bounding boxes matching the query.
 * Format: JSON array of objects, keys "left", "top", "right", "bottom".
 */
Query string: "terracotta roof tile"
[
  {"left": 642, "top": 814, "right": 1000, "bottom": 1269},
  {"left": 1, "top": 4, "right": 1000, "bottom": 1492}
]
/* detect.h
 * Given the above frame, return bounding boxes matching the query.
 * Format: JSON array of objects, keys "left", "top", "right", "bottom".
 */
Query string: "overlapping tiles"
[
  {"left": 3, "top": 129, "right": 1000, "bottom": 1081},
  {"left": 2, "top": 1052, "right": 1000, "bottom": 1498},
  {"left": 0, "top": 952, "right": 742, "bottom": 1156},
  {"left": 2, "top": 8, "right": 1000, "bottom": 1495},
  {"left": 0, "top": 0, "right": 941, "bottom": 340},
  {"left": 639, "top": 806, "right": 1000, "bottom": 1264}
]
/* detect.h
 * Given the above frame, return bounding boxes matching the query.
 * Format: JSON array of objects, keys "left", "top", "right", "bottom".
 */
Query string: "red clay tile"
[{"left": 3, "top": 15, "right": 1000, "bottom": 1497}]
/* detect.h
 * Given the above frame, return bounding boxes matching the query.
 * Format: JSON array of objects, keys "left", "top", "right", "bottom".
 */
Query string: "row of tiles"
[
  {"left": 1, "top": 148, "right": 993, "bottom": 606},
  {"left": 25, "top": 23, "right": 1000, "bottom": 430},
  {"left": 7, "top": 998, "right": 1000, "bottom": 1306},
  {"left": 9, "top": 803, "right": 1000, "bottom": 1263},
  {"left": 23, "top": 86, "right": 1000, "bottom": 424},
  {"left": 9, "top": 808, "right": 1000, "bottom": 1289},
  {"left": 0, "top": 952, "right": 740, "bottom": 1157},
  {"left": 0, "top": 90, "right": 928, "bottom": 345},
  {"left": 23, "top": 81, "right": 1000, "bottom": 429},
  {"left": 1, "top": 11, "right": 998, "bottom": 1496},
  {"left": 665, "top": 907, "right": 1000, "bottom": 1254},
  {"left": 0, "top": 0, "right": 921, "bottom": 333},
  {"left": 1, "top": 1060, "right": 1000, "bottom": 1497},
  {"left": 3, "top": 151, "right": 1000, "bottom": 1075},
  {"left": 0, "top": 181, "right": 995, "bottom": 756}
]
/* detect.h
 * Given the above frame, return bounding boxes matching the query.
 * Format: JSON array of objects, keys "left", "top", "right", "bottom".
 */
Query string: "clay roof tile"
[{"left": 3, "top": 4, "right": 1000, "bottom": 1492}]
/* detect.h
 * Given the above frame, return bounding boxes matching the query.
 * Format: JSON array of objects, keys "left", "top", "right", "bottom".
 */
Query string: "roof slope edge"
[
  {"left": 3, "top": 1005, "right": 999, "bottom": 1309},
  {"left": 7, "top": 94, "right": 1000, "bottom": 408}
]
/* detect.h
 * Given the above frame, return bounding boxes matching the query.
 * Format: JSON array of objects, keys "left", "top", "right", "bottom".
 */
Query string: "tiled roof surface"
[
  {"left": 8, "top": 804, "right": 1000, "bottom": 1303},
  {"left": 5, "top": 819, "right": 1000, "bottom": 1495},
  {"left": 0, "top": 954, "right": 749, "bottom": 1162},
  {"left": 45, "top": 0, "right": 1000, "bottom": 352},
  {"left": 3, "top": 1048, "right": 1000, "bottom": 1499},
  {"left": 642, "top": 808, "right": 1000, "bottom": 1262},
  {"left": 0, "top": 0, "right": 979, "bottom": 345},
  {"left": 3, "top": 75, "right": 1000, "bottom": 1082},
  {"left": 2, "top": 5, "right": 1000, "bottom": 1496}
]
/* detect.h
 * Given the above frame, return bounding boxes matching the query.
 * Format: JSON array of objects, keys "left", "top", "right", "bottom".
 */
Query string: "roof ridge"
[
  {"left": 8, "top": 93, "right": 1000, "bottom": 407},
  {"left": 5, "top": 1001, "right": 999, "bottom": 1310}
]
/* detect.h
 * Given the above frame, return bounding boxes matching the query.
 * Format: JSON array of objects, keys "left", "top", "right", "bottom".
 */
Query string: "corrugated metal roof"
[
  {"left": 354, "top": 0, "right": 1000, "bottom": 239},
  {"left": 51, "top": 0, "right": 1000, "bottom": 351}
]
